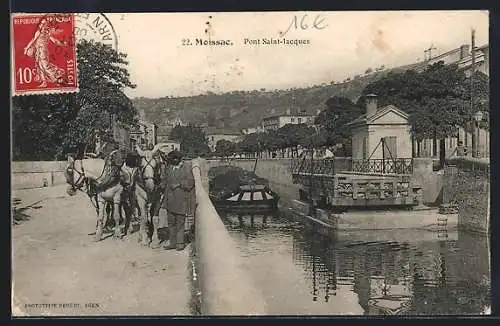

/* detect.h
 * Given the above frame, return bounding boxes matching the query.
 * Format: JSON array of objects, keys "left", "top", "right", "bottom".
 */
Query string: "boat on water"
[{"left": 210, "top": 184, "right": 280, "bottom": 213}]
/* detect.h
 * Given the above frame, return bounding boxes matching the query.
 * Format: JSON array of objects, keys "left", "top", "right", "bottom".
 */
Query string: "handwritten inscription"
[{"left": 280, "top": 14, "right": 328, "bottom": 37}]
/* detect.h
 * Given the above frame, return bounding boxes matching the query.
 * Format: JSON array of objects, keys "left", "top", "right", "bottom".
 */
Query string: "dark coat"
[{"left": 160, "top": 161, "right": 196, "bottom": 216}]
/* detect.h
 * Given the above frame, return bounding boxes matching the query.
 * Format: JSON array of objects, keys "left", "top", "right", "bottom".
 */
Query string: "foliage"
[
  {"left": 12, "top": 40, "right": 137, "bottom": 160},
  {"left": 315, "top": 96, "right": 365, "bottom": 147},
  {"left": 215, "top": 139, "right": 237, "bottom": 158},
  {"left": 169, "top": 125, "right": 210, "bottom": 156},
  {"left": 235, "top": 123, "right": 326, "bottom": 156},
  {"left": 238, "top": 132, "right": 265, "bottom": 153},
  {"left": 360, "top": 62, "right": 489, "bottom": 140}
]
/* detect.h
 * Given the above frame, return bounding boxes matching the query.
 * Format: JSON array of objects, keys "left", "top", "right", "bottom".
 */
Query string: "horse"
[
  {"left": 134, "top": 152, "right": 167, "bottom": 248},
  {"left": 64, "top": 155, "right": 133, "bottom": 242}
]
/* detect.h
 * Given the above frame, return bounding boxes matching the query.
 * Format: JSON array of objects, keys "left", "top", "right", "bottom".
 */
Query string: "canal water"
[{"left": 217, "top": 210, "right": 491, "bottom": 315}]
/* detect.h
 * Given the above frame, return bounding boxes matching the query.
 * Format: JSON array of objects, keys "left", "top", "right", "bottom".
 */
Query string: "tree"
[
  {"left": 215, "top": 139, "right": 236, "bottom": 158},
  {"left": 239, "top": 132, "right": 265, "bottom": 157},
  {"left": 360, "top": 61, "right": 488, "bottom": 166},
  {"left": 315, "top": 96, "right": 365, "bottom": 156},
  {"left": 276, "top": 123, "right": 315, "bottom": 156},
  {"left": 12, "top": 40, "right": 137, "bottom": 160},
  {"left": 169, "top": 125, "right": 210, "bottom": 157}
]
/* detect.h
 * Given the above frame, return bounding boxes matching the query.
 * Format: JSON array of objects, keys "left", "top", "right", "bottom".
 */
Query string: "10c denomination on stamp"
[{"left": 11, "top": 13, "right": 79, "bottom": 96}]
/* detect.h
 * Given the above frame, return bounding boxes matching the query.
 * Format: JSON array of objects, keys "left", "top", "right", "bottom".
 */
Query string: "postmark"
[
  {"left": 75, "top": 13, "right": 118, "bottom": 51},
  {"left": 11, "top": 13, "right": 79, "bottom": 96}
]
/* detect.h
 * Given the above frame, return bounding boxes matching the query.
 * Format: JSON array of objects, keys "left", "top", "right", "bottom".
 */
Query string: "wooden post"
[{"left": 381, "top": 138, "right": 386, "bottom": 173}]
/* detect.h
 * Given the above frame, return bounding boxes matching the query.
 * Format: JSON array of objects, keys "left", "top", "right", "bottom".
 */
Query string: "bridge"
[{"left": 11, "top": 156, "right": 490, "bottom": 316}]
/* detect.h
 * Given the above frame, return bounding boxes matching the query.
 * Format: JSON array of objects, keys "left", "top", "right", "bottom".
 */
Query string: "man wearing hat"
[{"left": 152, "top": 150, "right": 195, "bottom": 251}]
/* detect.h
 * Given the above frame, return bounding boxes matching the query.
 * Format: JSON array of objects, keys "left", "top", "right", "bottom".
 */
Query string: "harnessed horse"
[
  {"left": 134, "top": 151, "right": 167, "bottom": 248},
  {"left": 64, "top": 154, "right": 133, "bottom": 242}
]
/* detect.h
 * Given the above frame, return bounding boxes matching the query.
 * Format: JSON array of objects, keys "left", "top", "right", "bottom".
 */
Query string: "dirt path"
[{"left": 12, "top": 185, "right": 192, "bottom": 316}]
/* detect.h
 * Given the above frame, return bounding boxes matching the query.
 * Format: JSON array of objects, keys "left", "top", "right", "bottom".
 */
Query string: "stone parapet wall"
[
  {"left": 12, "top": 161, "right": 68, "bottom": 190},
  {"left": 192, "top": 159, "right": 267, "bottom": 315}
]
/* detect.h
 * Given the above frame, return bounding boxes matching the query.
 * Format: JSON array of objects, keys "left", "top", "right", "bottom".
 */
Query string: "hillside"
[{"left": 132, "top": 61, "right": 427, "bottom": 132}]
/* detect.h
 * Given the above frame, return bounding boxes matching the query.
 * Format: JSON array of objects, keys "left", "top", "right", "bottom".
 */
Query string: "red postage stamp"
[{"left": 11, "top": 13, "right": 79, "bottom": 96}]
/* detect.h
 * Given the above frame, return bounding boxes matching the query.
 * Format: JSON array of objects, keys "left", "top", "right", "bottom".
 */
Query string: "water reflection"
[{"left": 219, "top": 211, "right": 490, "bottom": 315}]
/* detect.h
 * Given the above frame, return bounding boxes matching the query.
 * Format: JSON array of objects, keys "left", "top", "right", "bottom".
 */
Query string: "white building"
[
  {"left": 346, "top": 94, "right": 412, "bottom": 160},
  {"left": 157, "top": 140, "right": 181, "bottom": 153},
  {"left": 241, "top": 126, "right": 264, "bottom": 135},
  {"left": 261, "top": 109, "right": 317, "bottom": 132}
]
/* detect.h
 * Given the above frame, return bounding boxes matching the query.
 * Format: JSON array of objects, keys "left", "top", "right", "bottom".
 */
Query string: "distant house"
[
  {"left": 205, "top": 128, "right": 243, "bottom": 152},
  {"left": 261, "top": 108, "right": 317, "bottom": 132},
  {"left": 157, "top": 139, "right": 181, "bottom": 154},
  {"left": 241, "top": 126, "right": 264, "bottom": 135},
  {"left": 129, "top": 119, "right": 157, "bottom": 149},
  {"left": 345, "top": 94, "right": 412, "bottom": 160},
  {"left": 156, "top": 117, "right": 189, "bottom": 143}
]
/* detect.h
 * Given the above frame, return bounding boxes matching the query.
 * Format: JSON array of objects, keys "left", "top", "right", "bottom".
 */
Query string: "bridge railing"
[
  {"left": 352, "top": 158, "right": 413, "bottom": 175},
  {"left": 191, "top": 158, "right": 267, "bottom": 315},
  {"left": 291, "top": 157, "right": 413, "bottom": 175}
]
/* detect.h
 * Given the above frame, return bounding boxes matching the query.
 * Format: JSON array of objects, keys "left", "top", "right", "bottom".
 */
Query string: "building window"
[
  {"left": 171, "top": 145, "right": 174, "bottom": 150},
  {"left": 291, "top": 118, "right": 295, "bottom": 122},
  {"left": 298, "top": 118, "right": 302, "bottom": 123},
  {"left": 211, "top": 136, "right": 214, "bottom": 141}
]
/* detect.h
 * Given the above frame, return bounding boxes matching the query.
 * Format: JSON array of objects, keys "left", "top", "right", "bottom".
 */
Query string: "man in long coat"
[{"left": 153, "top": 150, "right": 195, "bottom": 251}]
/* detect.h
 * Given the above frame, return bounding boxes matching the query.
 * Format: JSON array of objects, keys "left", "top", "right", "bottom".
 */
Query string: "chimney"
[
  {"left": 459, "top": 44, "right": 470, "bottom": 59},
  {"left": 365, "top": 94, "right": 378, "bottom": 118}
]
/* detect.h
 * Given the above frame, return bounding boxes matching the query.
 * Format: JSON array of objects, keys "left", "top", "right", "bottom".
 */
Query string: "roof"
[{"left": 346, "top": 105, "right": 409, "bottom": 128}]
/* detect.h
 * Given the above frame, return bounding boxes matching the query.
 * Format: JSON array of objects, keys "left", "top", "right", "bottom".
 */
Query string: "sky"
[{"left": 85, "top": 11, "right": 489, "bottom": 99}]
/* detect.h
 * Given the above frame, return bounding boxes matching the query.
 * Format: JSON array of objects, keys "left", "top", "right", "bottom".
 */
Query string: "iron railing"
[{"left": 351, "top": 158, "right": 413, "bottom": 175}]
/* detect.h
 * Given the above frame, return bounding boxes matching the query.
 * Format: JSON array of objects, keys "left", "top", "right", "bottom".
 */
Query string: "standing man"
[{"left": 152, "top": 150, "right": 195, "bottom": 251}]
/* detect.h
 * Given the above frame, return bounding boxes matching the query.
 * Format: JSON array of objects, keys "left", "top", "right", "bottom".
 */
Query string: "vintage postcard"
[{"left": 11, "top": 11, "right": 491, "bottom": 316}]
